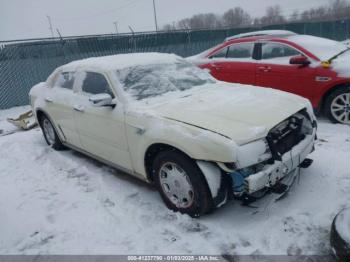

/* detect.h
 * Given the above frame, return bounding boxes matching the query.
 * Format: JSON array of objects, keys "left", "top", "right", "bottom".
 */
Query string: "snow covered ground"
[{"left": 0, "top": 106, "right": 349, "bottom": 255}]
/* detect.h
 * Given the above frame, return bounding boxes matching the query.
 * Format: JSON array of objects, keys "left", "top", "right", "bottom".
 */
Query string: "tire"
[
  {"left": 40, "top": 115, "right": 65, "bottom": 150},
  {"left": 330, "top": 209, "right": 350, "bottom": 262},
  {"left": 152, "top": 150, "right": 213, "bottom": 217},
  {"left": 325, "top": 86, "right": 350, "bottom": 125}
]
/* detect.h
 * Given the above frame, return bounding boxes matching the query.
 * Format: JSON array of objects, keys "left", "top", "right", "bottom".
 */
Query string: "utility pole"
[
  {"left": 152, "top": 0, "right": 158, "bottom": 32},
  {"left": 46, "top": 15, "right": 54, "bottom": 38},
  {"left": 113, "top": 21, "right": 119, "bottom": 34}
]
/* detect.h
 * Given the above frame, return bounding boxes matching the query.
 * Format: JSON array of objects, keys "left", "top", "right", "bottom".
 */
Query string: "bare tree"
[
  {"left": 330, "top": 0, "right": 350, "bottom": 19},
  {"left": 177, "top": 18, "right": 191, "bottom": 30},
  {"left": 289, "top": 10, "right": 300, "bottom": 22},
  {"left": 161, "top": 1, "right": 350, "bottom": 31},
  {"left": 223, "top": 7, "right": 251, "bottom": 27},
  {"left": 300, "top": 6, "right": 328, "bottom": 21},
  {"left": 176, "top": 13, "right": 222, "bottom": 30},
  {"left": 163, "top": 24, "right": 173, "bottom": 31},
  {"left": 259, "top": 5, "right": 286, "bottom": 25}
]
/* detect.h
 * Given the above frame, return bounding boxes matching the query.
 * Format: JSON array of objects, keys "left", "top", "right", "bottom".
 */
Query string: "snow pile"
[
  {"left": 0, "top": 107, "right": 350, "bottom": 255},
  {"left": 62, "top": 52, "right": 182, "bottom": 72},
  {"left": 335, "top": 208, "right": 350, "bottom": 244}
]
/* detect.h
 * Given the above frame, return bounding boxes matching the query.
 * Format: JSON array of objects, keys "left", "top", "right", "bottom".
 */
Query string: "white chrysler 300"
[{"left": 29, "top": 53, "right": 317, "bottom": 217}]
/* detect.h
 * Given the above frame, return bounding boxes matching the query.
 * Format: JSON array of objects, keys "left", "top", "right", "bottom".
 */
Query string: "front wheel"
[
  {"left": 325, "top": 87, "right": 350, "bottom": 125},
  {"left": 40, "top": 115, "right": 65, "bottom": 150},
  {"left": 152, "top": 150, "right": 213, "bottom": 217}
]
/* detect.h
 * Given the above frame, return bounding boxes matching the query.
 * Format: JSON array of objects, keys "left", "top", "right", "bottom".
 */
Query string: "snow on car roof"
[
  {"left": 287, "top": 35, "right": 347, "bottom": 61},
  {"left": 60, "top": 52, "right": 182, "bottom": 71},
  {"left": 225, "top": 30, "right": 296, "bottom": 41}
]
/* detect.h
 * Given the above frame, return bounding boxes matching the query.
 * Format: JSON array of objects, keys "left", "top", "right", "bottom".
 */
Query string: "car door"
[
  {"left": 45, "top": 71, "right": 81, "bottom": 146},
  {"left": 255, "top": 41, "right": 316, "bottom": 97},
  {"left": 202, "top": 42, "right": 256, "bottom": 85},
  {"left": 73, "top": 71, "right": 132, "bottom": 171}
]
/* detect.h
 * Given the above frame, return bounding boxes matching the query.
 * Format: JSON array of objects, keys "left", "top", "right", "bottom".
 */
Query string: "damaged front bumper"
[
  {"left": 230, "top": 109, "right": 317, "bottom": 197},
  {"left": 198, "top": 109, "right": 317, "bottom": 207},
  {"left": 243, "top": 129, "right": 315, "bottom": 195}
]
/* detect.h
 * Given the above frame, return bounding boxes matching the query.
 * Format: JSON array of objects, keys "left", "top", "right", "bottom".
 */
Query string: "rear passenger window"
[
  {"left": 227, "top": 43, "right": 254, "bottom": 59},
  {"left": 81, "top": 72, "right": 114, "bottom": 97},
  {"left": 55, "top": 72, "right": 75, "bottom": 89}
]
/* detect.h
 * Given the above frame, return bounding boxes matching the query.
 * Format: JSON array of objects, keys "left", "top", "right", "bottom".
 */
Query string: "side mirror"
[
  {"left": 290, "top": 55, "right": 310, "bottom": 66},
  {"left": 89, "top": 93, "right": 116, "bottom": 107}
]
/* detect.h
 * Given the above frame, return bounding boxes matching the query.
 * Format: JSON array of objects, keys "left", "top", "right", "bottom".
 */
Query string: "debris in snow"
[{"left": 7, "top": 110, "right": 37, "bottom": 130}]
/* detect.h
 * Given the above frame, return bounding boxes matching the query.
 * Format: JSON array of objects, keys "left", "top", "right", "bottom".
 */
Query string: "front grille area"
[{"left": 266, "top": 109, "right": 312, "bottom": 160}]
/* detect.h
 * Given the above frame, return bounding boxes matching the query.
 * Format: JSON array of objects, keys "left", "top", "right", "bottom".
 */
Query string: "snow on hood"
[
  {"left": 135, "top": 83, "right": 310, "bottom": 145},
  {"left": 335, "top": 208, "right": 350, "bottom": 244},
  {"left": 288, "top": 35, "right": 347, "bottom": 61},
  {"left": 288, "top": 35, "right": 350, "bottom": 77},
  {"left": 331, "top": 50, "right": 350, "bottom": 77}
]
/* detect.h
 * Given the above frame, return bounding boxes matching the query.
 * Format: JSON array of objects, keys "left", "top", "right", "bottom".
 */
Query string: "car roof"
[
  {"left": 59, "top": 52, "right": 183, "bottom": 72},
  {"left": 225, "top": 30, "right": 297, "bottom": 42}
]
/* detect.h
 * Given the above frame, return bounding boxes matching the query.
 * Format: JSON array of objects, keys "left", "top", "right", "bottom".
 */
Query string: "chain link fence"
[{"left": 1, "top": 19, "right": 350, "bottom": 109}]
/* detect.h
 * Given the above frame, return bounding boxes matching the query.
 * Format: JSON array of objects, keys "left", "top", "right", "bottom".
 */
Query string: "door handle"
[
  {"left": 213, "top": 65, "right": 223, "bottom": 70},
  {"left": 258, "top": 66, "right": 272, "bottom": 72},
  {"left": 45, "top": 97, "right": 53, "bottom": 103},
  {"left": 73, "top": 105, "right": 85, "bottom": 112},
  {"left": 210, "top": 63, "right": 223, "bottom": 70}
]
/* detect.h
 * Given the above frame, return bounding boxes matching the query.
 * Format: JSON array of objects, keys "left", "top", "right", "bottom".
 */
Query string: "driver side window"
[
  {"left": 81, "top": 72, "right": 114, "bottom": 98},
  {"left": 210, "top": 47, "right": 228, "bottom": 58},
  {"left": 55, "top": 72, "right": 75, "bottom": 90},
  {"left": 261, "top": 42, "right": 301, "bottom": 60}
]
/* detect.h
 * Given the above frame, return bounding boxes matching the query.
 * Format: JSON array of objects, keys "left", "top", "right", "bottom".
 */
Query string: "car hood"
[
  {"left": 146, "top": 83, "right": 309, "bottom": 145},
  {"left": 331, "top": 51, "right": 350, "bottom": 78}
]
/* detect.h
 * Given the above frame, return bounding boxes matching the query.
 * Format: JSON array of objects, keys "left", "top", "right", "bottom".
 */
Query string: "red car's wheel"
[{"left": 325, "top": 87, "right": 350, "bottom": 125}]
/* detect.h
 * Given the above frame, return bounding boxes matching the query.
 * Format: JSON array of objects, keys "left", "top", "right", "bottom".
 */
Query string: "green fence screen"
[{"left": 1, "top": 19, "right": 350, "bottom": 109}]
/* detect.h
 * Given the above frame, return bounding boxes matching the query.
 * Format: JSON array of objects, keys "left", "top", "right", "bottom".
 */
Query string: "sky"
[{"left": 0, "top": 0, "right": 340, "bottom": 41}]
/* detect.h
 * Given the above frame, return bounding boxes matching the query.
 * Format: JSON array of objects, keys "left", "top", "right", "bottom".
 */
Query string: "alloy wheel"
[{"left": 331, "top": 93, "right": 350, "bottom": 124}]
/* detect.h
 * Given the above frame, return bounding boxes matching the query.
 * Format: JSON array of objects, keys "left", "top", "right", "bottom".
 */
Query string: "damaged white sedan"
[{"left": 29, "top": 53, "right": 317, "bottom": 217}]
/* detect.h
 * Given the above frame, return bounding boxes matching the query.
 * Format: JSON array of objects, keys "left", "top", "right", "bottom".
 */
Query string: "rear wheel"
[
  {"left": 40, "top": 115, "right": 65, "bottom": 150},
  {"left": 325, "top": 87, "right": 350, "bottom": 125},
  {"left": 152, "top": 150, "right": 213, "bottom": 217}
]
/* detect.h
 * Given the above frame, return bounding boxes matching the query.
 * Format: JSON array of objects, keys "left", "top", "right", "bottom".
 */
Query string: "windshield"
[
  {"left": 288, "top": 35, "right": 348, "bottom": 61},
  {"left": 115, "top": 61, "right": 216, "bottom": 100}
]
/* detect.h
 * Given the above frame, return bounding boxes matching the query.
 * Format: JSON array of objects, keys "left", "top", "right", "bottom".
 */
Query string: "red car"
[{"left": 190, "top": 30, "right": 350, "bottom": 125}]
